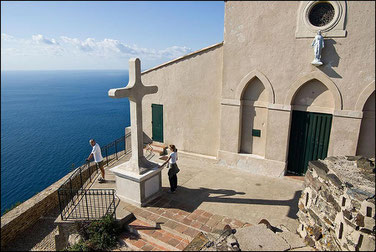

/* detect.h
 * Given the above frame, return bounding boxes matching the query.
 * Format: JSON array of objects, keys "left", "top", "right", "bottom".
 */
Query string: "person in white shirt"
[
  {"left": 87, "top": 139, "right": 105, "bottom": 183},
  {"left": 160, "top": 144, "right": 180, "bottom": 193}
]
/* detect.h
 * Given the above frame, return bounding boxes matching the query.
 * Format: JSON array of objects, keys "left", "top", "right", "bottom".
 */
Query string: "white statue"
[{"left": 311, "top": 30, "right": 324, "bottom": 66}]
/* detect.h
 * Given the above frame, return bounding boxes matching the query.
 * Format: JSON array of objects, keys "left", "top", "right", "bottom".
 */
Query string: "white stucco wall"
[
  {"left": 141, "top": 44, "right": 223, "bottom": 157},
  {"left": 137, "top": 1, "right": 374, "bottom": 177},
  {"left": 222, "top": 1, "right": 375, "bottom": 107},
  {"left": 219, "top": 1, "right": 375, "bottom": 164}
]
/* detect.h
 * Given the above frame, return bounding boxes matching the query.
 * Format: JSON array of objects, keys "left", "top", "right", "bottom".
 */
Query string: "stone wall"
[
  {"left": 297, "top": 156, "right": 375, "bottom": 251},
  {"left": 0, "top": 162, "right": 98, "bottom": 249}
]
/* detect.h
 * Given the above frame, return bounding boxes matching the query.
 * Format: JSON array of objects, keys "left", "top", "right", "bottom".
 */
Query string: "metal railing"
[
  {"left": 58, "top": 189, "right": 116, "bottom": 220},
  {"left": 101, "top": 132, "right": 131, "bottom": 167},
  {"left": 57, "top": 133, "right": 131, "bottom": 221}
]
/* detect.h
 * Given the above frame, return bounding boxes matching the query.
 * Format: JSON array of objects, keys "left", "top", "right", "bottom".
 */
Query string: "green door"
[
  {"left": 152, "top": 104, "right": 163, "bottom": 142},
  {"left": 287, "top": 110, "right": 332, "bottom": 175}
]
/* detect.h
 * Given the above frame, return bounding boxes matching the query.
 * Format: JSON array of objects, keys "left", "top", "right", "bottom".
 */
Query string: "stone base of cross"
[{"left": 108, "top": 58, "right": 163, "bottom": 206}]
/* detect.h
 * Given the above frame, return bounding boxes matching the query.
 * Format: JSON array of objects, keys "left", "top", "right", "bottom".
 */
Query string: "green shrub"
[
  {"left": 65, "top": 214, "right": 121, "bottom": 251},
  {"left": 66, "top": 240, "right": 89, "bottom": 251}
]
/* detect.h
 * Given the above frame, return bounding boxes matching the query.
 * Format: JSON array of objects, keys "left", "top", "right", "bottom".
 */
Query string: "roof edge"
[{"left": 142, "top": 42, "right": 223, "bottom": 75}]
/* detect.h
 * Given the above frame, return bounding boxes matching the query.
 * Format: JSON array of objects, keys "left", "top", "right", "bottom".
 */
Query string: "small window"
[{"left": 309, "top": 2, "right": 335, "bottom": 27}]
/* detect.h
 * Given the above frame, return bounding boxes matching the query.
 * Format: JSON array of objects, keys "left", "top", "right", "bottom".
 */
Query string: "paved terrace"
[
  {"left": 93, "top": 151, "right": 304, "bottom": 231},
  {"left": 3, "top": 151, "right": 305, "bottom": 251}
]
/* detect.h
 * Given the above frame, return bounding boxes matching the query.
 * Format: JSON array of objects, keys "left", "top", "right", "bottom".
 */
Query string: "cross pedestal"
[{"left": 108, "top": 58, "right": 162, "bottom": 206}]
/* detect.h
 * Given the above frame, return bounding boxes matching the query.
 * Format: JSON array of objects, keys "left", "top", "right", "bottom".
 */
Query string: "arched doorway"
[
  {"left": 356, "top": 91, "right": 375, "bottom": 158},
  {"left": 239, "top": 77, "right": 269, "bottom": 156},
  {"left": 287, "top": 79, "right": 335, "bottom": 175}
]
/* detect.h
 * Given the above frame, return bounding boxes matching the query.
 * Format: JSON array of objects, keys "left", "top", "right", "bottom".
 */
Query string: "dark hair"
[{"left": 169, "top": 144, "right": 177, "bottom": 152}]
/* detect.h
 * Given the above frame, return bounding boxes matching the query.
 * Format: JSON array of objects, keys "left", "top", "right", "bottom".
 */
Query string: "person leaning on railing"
[
  {"left": 87, "top": 139, "right": 105, "bottom": 183},
  {"left": 159, "top": 144, "right": 180, "bottom": 193}
]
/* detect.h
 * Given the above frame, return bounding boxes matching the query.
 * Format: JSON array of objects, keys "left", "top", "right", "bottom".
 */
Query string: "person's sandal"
[{"left": 98, "top": 178, "right": 105, "bottom": 183}]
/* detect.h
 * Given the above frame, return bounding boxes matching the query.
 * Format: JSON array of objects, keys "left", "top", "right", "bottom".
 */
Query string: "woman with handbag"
[{"left": 160, "top": 144, "right": 180, "bottom": 193}]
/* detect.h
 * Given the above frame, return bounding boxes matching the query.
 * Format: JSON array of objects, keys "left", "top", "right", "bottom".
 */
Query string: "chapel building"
[{"left": 140, "top": 1, "right": 375, "bottom": 177}]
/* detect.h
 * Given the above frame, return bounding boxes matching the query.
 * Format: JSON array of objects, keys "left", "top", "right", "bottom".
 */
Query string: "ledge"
[{"left": 141, "top": 42, "right": 223, "bottom": 75}]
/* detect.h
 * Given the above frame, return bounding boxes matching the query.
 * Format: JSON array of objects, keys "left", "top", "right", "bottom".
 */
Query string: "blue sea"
[{"left": 1, "top": 70, "right": 131, "bottom": 214}]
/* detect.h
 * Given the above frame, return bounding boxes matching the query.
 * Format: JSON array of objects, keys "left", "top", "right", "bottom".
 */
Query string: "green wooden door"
[
  {"left": 152, "top": 104, "right": 163, "bottom": 142},
  {"left": 287, "top": 110, "right": 332, "bottom": 175}
]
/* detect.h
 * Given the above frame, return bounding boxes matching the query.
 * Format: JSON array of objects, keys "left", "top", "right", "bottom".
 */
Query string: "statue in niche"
[{"left": 311, "top": 30, "right": 324, "bottom": 66}]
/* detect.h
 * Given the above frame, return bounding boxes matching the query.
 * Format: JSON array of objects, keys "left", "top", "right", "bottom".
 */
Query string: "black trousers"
[{"left": 169, "top": 174, "right": 178, "bottom": 191}]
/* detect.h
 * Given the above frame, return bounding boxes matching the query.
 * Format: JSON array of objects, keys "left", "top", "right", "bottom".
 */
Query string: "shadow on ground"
[{"left": 149, "top": 186, "right": 302, "bottom": 220}]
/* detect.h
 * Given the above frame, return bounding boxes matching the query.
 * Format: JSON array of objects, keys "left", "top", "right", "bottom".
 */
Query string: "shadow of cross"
[
  {"left": 154, "top": 187, "right": 302, "bottom": 220},
  {"left": 202, "top": 188, "right": 302, "bottom": 219},
  {"left": 108, "top": 58, "right": 158, "bottom": 174}
]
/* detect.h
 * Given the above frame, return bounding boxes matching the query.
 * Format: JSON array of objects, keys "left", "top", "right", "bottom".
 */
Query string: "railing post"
[
  {"left": 69, "top": 178, "right": 73, "bottom": 202},
  {"left": 84, "top": 190, "right": 90, "bottom": 220},
  {"left": 106, "top": 147, "right": 109, "bottom": 166},
  {"left": 57, "top": 190, "right": 64, "bottom": 220},
  {"left": 115, "top": 140, "right": 118, "bottom": 160},
  {"left": 79, "top": 167, "right": 83, "bottom": 188},
  {"left": 88, "top": 161, "right": 91, "bottom": 182},
  {"left": 113, "top": 190, "right": 116, "bottom": 219}
]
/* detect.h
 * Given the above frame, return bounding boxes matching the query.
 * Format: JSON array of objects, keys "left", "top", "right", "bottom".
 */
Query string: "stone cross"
[{"left": 108, "top": 58, "right": 158, "bottom": 174}]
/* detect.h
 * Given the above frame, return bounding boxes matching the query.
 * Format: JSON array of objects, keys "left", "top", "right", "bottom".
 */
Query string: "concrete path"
[{"left": 93, "top": 151, "right": 304, "bottom": 232}]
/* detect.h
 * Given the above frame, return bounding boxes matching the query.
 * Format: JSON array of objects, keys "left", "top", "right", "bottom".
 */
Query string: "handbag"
[{"left": 168, "top": 163, "right": 180, "bottom": 177}]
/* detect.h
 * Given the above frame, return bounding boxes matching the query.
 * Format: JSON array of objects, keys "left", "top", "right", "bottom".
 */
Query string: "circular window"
[{"left": 308, "top": 2, "right": 335, "bottom": 27}]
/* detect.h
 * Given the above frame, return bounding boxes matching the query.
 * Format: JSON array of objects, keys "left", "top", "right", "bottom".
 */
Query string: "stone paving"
[
  {"left": 3, "top": 149, "right": 304, "bottom": 251},
  {"left": 89, "top": 150, "right": 304, "bottom": 251}
]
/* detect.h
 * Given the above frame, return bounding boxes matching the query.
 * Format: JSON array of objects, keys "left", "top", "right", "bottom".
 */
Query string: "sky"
[{"left": 1, "top": 1, "right": 224, "bottom": 71}]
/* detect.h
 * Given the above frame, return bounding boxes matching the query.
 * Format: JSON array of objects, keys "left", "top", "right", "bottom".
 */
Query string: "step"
[
  {"left": 144, "top": 145, "right": 166, "bottom": 156},
  {"left": 118, "top": 229, "right": 169, "bottom": 251},
  {"left": 134, "top": 210, "right": 200, "bottom": 241},
  {"left": 151, "top": 141, "right": 168, "bottom": 149},
  {"left": 129, "top": 218, "right": 189, "bottom": 251},
  {"left": 122, "top": 197, "right": 252, "bottom": 241}
]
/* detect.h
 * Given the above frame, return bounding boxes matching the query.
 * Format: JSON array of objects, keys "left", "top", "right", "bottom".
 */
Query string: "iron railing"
[
  {"left": 58, "top": 189, "right": 116, "bottom": 220},
  {"left": 57, "top": 133, "right": 131, "bottom": 221},
  {"left": 101, "top": 132, "right": 131, "bottom": 167}
]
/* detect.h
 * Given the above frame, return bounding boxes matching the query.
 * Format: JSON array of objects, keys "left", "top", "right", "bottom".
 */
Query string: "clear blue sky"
[{"left": 1, "top": 1, "right": 224, "bottom": 70}]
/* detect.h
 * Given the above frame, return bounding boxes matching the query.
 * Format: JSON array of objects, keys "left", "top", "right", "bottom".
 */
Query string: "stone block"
[
  {"left": 363, "top": 216, "right": 375, "bottom": 231},
  {"left": 323, "top": 190, "right": 341, "bottom": 212},
  {"left": 305, "top": 171, "right": 323, "bottom": 191},
  {"left": 342, "top": 209, "right": 353, "bottom": 221},
  {"left": 355, "top": 213, "right": 365, "bottom": 227},
  {"left": 327, "top": 173, "right": 343, "bottom": 189},
  {"left": 346, "top": 156, "right": 363, "bottom": 161},
  {"left": 297, "top": 223, "right": 307, "bottom": 238},
  {"left": 312, "top": 225, "right": 323, "bottom": 241},
  {"left": 304, "top": 235, "right": 315, "bottom": 247},
  {"left": 307, "top": 209, "right": 321, "bottom": 226},
  {"left": 347, "top": 188, "right": 372, "bottom": 203},
  {"left": 360, "top": 200, "right": 375, "bottom": 218},
  {"left": 309, "top": 161, "right": 329, "bottom": 180},
  {"left": 357, "top": 233, "right": 375, "bottom": 251}
]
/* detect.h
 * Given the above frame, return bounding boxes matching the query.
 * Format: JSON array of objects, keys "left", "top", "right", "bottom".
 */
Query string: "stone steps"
[
  {"left": 117, "top": 196, "right": 252, "bottom": 251},
  {"left": 144, "top": 142, "right": 168, "bottom": 156},
  {"left": 118, "top": 229, "right": 169, "bottom": 251},
  {"left": 126, "top": 218, "right": 189, "bottom": 251}
]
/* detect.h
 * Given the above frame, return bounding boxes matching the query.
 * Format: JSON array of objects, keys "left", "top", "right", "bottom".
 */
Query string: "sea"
[{"left": 1, "top": 70, "right": 131, "bottom": 214}]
